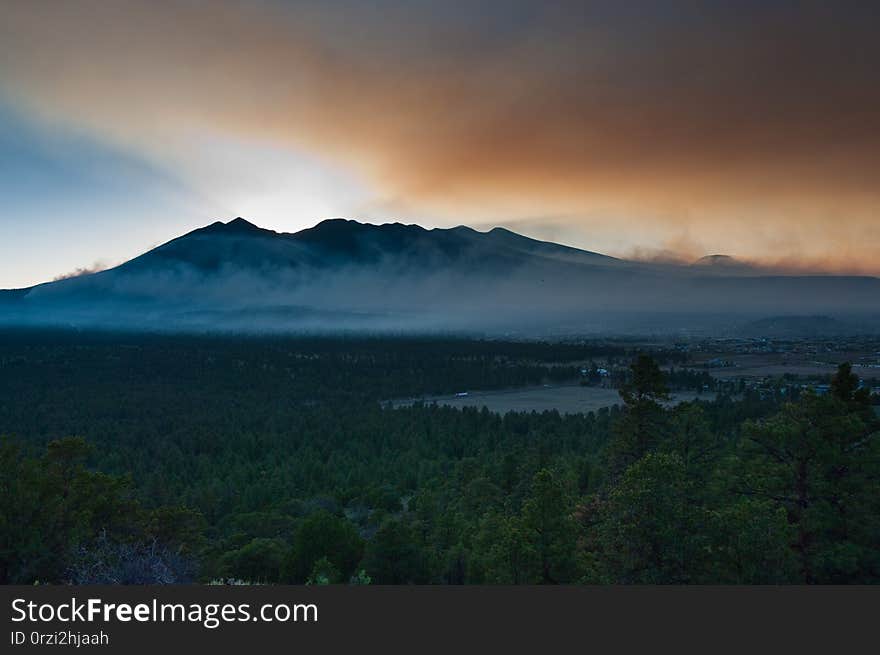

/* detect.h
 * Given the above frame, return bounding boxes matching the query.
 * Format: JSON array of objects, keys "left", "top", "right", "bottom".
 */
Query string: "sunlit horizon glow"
[{"left": 2, "top": 0, "right": 879, "bottom": 288}]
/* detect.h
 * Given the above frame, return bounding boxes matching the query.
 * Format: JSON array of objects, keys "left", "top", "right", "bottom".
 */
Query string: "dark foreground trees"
[
  {"left": 739, "top": 374, "right": 880, "bottom": 582},
  {"left": 606, "top": 354, "right": 671, "bottom": 477},
  {"left": 1, "top": 335, "right": 877, "bottom": 585},
  {"left": 0, "top": 437, "right": 201, "bottom": 584},
  {"left": 281, "top": 511, "right": 364, "bottom": 583},
  {"left": 579, "top": 362, "right": 879, "bottom": 584}
]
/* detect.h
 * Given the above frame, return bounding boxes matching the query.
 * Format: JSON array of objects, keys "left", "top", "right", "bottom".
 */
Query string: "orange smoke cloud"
[{"left": 1, "top": 0, "right": 878, "bottom": 272}]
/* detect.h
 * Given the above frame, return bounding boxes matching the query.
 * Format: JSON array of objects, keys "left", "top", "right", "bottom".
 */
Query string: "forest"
[{"left": 1, "top": 329, "right": 877, "bottom": 584}]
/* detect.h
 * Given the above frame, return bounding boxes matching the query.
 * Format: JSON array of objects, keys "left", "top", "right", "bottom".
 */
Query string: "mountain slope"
[
  {"left": 3, "top": 218, "right": 879, "bottom": 335},
  {"left": 117, "top": 218, "right": 618, "bottom": 275}
]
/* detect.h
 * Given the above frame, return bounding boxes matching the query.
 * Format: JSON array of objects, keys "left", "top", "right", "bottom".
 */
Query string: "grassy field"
[
  {"left": 392, "top": 384, "right": 707, "bottom": 415},
  {"left": 699, "top": 355, "right": 880, "bottom": 381}
]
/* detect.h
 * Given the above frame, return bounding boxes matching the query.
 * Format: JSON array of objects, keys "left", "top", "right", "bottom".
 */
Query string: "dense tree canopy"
[{"left": 1, "top": 330, "right": 876, "bottom": 584}]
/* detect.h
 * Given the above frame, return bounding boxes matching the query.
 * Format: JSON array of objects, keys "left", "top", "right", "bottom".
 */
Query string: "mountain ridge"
[
  {"left": 103, "top": 217, "right": 619, "bottom": 278},
  {"left": 2, "top": 217, "right": 879, "bottom": 335}
]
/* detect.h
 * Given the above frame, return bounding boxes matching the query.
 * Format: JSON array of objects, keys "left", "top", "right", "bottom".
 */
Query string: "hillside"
[{"left": 2, "top": 218, "right": 879, "bottom": 335}]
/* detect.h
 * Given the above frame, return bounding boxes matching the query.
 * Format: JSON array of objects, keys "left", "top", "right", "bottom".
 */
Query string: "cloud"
[
  {"left": 52, "top": 261, "right": 113, "bottom": 282},
  {"left": 1, "top": 1, "right": 879, "bottom": 272}
]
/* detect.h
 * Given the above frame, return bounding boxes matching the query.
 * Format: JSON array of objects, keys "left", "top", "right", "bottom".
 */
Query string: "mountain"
[
  {"left": 2, "top": 218, "right": 879, "bottom": 335},
  {"left": 121, "top": 218, "right": 617, "bottom": 274},
  {"left": 691, "top": 254, "right": 754, "bottom": 273}
]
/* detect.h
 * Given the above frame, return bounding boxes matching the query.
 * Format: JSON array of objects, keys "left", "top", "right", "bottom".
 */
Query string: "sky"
[{"left": 1, "top": 0, "right": 879, "bottom": 288}]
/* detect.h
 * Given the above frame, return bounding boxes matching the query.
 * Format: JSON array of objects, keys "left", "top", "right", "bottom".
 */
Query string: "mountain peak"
[
  {"left": 199, "top": 217, "right": 268, "bottom": 236},
  {"left": 223, "top": 217, "right": 266, "bottom": 233}
]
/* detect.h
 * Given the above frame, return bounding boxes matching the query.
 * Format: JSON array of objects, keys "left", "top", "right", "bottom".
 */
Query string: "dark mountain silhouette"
[
  {"left": 119, "top": 218, "right": 617, "bottom": 274},
  {"left": 2, "top": 218, "right": 879, "bottom": 335}
]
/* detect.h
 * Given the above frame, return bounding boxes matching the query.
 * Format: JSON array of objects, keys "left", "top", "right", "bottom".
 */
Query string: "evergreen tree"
[
  {"left": 606, "top": 355, "right": 670, "bottom": 476},
  {"left": 281, "top": 511, "right": 363, "bottom": 583},
  {"left": 740, "top": 387, "right": 880, "bottom": 582},
  {"left": 361, "top": 517, "right": 429, "bottom": 584},
  {"left": 520, "top": 469, "right": 577, "bottom": 584},
  {"left": 585, "top": 453, "right": 704, "bottom": 583}
]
